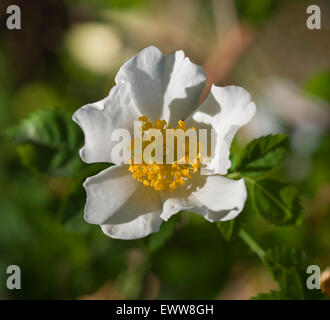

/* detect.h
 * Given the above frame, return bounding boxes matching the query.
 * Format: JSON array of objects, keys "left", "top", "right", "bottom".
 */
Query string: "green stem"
[
  {"left": 226, "top": 172, "right": 241, "bottom": 179},
  {"left": 239, "top": 229, "right": 265, "bottom": 261}
]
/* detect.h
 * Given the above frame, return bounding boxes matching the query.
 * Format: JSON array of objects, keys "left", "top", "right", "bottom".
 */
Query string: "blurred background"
[{"left": 0, "top": 0, "right": 329, "bottom": 299}]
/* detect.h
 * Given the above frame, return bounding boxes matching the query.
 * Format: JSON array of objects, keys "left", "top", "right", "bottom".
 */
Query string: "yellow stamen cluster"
[{"left": 128, "top": 116, "right": 201, "bottom": 192}]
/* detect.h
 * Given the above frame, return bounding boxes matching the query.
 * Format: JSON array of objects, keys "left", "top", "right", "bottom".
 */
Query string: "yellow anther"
[
  {"left": 178, "top": 120, "right": 187, "bottom": 130},
  {"left": 128, "top": 116, "right": 201, "bottom": 191},
  {"left": 138, "top": 116, "right": 148, "bottom": 122}
]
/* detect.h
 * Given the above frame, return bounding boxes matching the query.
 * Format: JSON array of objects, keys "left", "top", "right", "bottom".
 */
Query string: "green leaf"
[
  {"left": 249, "top": 178, "right": 302, "bottom": 226},
  {"left": 147, "top": 215, "right": 179, "bottom": 253},
  {"left": 6, "top": 108, "right": 84, "bottom": 177},
  {"left": 264, "top": 247, "right": 306, "bottom": 281},
  {"left": 262, "top": 247, "right": 327, "bottom": 300},
  {"left": 231, "top": 134, "right": 289, "bottom": 177},
  {"left": 264, "top": 247, "right": 305, "bottom": 299}
]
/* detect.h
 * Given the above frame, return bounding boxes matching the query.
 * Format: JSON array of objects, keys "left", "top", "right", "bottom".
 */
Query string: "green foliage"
[
  {"left": 230, "top": 134, "right": 289, "bottom": 177},
  {"left": 12, "top": 82, "right": 66, "bottom": 118},
  {"left": 217, "top": 220, "right": 236, "bottom": 242},
  {"left": 217, "top": 210, "right": 249, "bottom": 242},
  {"left": 235, "top": 0, "right": 278, "bottom": 27},
  {"left": 254, "top": 247, "right": 328, "bottom": 300},
  {"left": 151, "top": 214, "right": 234, "bottom": 299},
  {"left": 6, "top": 109, "right": 84, "bottom": 177},
  {"left": 0, "top": 0, "right": 328, "bottom": 300},
  {"left": 58, "top": 163, "right": 109, "bottom": 223},
  {"left": 230, "top": 135, "right": 301, "bottom": 226},
  {"left": 304, "top": 71, "right": 330, "bottom": 103},
  {"left": 305, "top": 133, "right": 330, "bottom": 195},
  {"left": 230, "top": 134, "right": 314, "bottom": 300},
  {"left": 2, "top": 99, "right": 306, "bottom": 299},
  {"left": 264, "top": 247, "right": 305, "bottom": 299},
  {"left": 147, "top": 215, "right": 180, "bottom": 252},
  {"left": 250, "top": 179, "right": 302, "bottom": 226}
]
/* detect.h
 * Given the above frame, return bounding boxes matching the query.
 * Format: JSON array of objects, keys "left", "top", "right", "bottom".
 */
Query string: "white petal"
[
  {"left": 186, "top": 85, "right": 256, "bottom": 175},
  {"left": 73, "top": 83, "right": 140, "bottom": 164},
  {"left": 101, "top": 212, "right": 163, "bottom": 240},
  {"left": 115, "top": 46, "right": 206, "bottom": 124},
  {"left": 83, "top": 165, "right": 162, "bottom": 225},
  {"left": 161, "top": 174, "right": 247, "bottom": 223}
]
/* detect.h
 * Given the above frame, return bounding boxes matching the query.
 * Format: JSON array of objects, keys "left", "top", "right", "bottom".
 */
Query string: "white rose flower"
[{"left": 73, "top": 46, "right": 256, "bottom": 240}]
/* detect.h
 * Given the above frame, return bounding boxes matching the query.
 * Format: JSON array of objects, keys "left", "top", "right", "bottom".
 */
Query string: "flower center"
[{"left": 128, "top": 116, "right": 201, "bottom": 192}]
